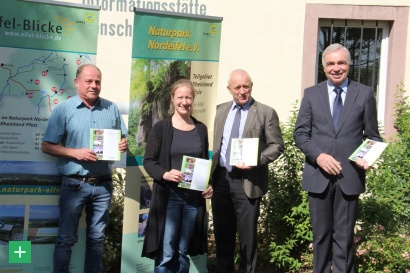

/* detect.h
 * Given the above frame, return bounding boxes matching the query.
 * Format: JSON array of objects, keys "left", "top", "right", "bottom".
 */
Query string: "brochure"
[
  {"left": 229, "top": 138, "right": 259, "bottom": 166},
  {"left": 348, "top": 139, "right": 388, "bottom": 166},
  {"left": 179, "top": 156, "right": 211, "bottom": 191},
  {"left": 89, "top": 129, "right": 121, "bottom": 161}
]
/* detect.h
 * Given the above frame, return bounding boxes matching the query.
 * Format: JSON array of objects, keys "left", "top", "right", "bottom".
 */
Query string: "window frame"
[{"left": 316, "top": 20, "right": 389, "bottom": 126}]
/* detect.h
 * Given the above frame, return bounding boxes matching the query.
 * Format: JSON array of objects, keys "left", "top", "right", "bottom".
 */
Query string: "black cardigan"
[{"left": 141, "top": 115, "right": 209, "bottom": 259}]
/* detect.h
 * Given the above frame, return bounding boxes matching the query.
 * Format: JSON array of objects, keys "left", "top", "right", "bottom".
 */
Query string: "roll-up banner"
[
  {"left": 0, "top": 0, "right": 99, "bottom": 271},
  {"left": 122, "top": 9, "right": 222, "bottom": 273}
]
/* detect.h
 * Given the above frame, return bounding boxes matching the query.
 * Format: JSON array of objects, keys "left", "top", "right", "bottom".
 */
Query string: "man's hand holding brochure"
[
  {"left": 230, "top": 138, "right": 259, "bottom": 167},
  {"left": 89, "top": 128, "right": 121, "bottom": 161},
  {"left": 349, "top": 139, "right": 388, "bottom": 167}
]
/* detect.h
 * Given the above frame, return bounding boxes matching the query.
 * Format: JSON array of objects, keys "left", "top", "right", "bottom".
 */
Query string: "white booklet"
[
  {"left": 229, "top": 138, "right": 259, "bottom": 166},
  {"left": 179, "top": 156, "right": 211, "bottom": 191},
  {"left": 89, "top": 129, "right": 121, "bottom": 161},
  {"left": 348, "top": 139, "right": 388, "bottom": 166}
]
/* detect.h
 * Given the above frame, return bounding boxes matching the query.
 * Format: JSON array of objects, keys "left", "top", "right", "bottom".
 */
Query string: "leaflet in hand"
[
  {"left": 179, "top": 156, "right": 211, "bottom": 191},
  {"left": 229, "top": 138, "right": 259, "bottom": 166},
  {"left": 348, "top": 139, "right": 388, "bottom": 166},
  {"left": 89, "top": 129, "right": 121, "bottom": 161}
]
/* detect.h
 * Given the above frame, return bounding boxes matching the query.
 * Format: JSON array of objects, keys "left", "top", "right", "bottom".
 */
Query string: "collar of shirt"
[
  {"left": 73, "top": 95, "right": 101, "bottom": 109},
  {"left": 327, "top": 79, "right": 348, "bottom": 95},
  {"left": 229, "top": 97, "right": 252, "bottom": 112}
]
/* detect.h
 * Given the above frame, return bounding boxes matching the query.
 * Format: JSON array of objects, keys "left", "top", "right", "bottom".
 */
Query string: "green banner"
[
  {"left": 132, "top": 10, "right": 221, "bottom": 61},
  {"left": 0, "top": 1, "right": 99, "bottom": 272},
  {"left": 0, "top": 0, "right": 99, "bottom": 53},
  {"left": 122, "top": 9, "right": 222, "bottom": 273},
  {"left": 0, "top": 185, "right": 60, "bottom": 195}
]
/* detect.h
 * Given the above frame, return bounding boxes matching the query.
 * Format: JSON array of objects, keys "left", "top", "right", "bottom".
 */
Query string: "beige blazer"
[{"left": 211, "top": 98, "right": 284, "bottom": 198}]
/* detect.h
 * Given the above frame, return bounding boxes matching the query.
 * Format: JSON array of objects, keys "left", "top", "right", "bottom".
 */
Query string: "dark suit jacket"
[
  {"left": 294, "top": 80, "right": 382, "bottom": 195},
  {"left": 211, "top": 98, "right": 284, "bottom": 198}
]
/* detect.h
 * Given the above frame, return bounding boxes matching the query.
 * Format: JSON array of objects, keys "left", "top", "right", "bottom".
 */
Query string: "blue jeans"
[
  {"left": 154, "top": 189, "right": 200, "bottom": 273},
  {"left": 53, "top": 176, "right": 113, "bottom": 273}
]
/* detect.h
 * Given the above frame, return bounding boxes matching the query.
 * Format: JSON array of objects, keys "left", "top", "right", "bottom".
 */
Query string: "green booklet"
[
  {"left": 349, "top": 139, "right": 388, "bottom": 166},
  {"left": 89, "top": 129, "right": 121, "bottom": 161},
  {"left": 179, "top": 156, "right": 211, "bottom": 191}
]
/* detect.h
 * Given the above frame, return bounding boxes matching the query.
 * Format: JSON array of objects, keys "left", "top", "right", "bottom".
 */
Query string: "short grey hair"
[{"left": 322, "top": 43, "right": 351, "bottom": 67}]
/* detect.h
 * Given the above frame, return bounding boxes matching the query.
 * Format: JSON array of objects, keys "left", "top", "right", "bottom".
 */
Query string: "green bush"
[
  {"left": 354, "top": 85, "right": 410, "bottom": 272},
  {"left": 103, "top": 169, "right": 125, "bottom": 273},
  {"left": 259, "top": 104, "right": 312, "bottom": 272}
]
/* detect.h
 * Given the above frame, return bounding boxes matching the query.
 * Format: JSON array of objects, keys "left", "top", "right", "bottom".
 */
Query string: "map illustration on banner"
[
  {"left": 1, "top": 48, "right": 94, "bottom": 113},
  {"left": 0, "top": 0, "right": 98, "bottom": 163},
  {"left": 1, "top": 48, "right": 95, "bottom": 162},
  {"left": 0, "top": 1, "right": 100, "bottom": 272}
]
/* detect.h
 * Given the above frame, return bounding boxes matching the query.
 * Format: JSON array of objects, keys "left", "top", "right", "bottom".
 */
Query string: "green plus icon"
[{"left": 9, "top": 241, "right": 31, "bottom": 263}]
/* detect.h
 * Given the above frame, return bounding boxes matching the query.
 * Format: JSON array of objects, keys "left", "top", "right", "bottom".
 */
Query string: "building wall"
[{"left": 54, "top": 0, "right": 410, "bottom": 137}]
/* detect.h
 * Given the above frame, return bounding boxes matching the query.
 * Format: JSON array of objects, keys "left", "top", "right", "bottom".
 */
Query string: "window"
[
  {"left": 302, "top": 4, "right": 409, "bottom": 137},
  {"left": 316, "top": 19, "right": 389, "bottom": 123}
]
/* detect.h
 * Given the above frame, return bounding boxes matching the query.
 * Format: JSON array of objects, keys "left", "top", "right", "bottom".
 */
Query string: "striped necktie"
[{"left": 225, "top": 105, "right": 242, "bottom": 171}]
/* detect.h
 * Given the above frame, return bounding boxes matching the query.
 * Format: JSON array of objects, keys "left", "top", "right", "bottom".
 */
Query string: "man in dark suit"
[
  {"left": 293, "top": 43, "right": 382, "bottom": 273},
  {"left": 211, "top": 69, "right": 284, "bottom": 273}
]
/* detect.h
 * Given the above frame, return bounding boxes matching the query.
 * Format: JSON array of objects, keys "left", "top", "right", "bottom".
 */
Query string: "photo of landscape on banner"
[{"left": 121, "top": 9, "right": 222, "bottom": 273}]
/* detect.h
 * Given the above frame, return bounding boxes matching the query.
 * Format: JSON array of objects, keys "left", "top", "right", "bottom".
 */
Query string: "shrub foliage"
[{"left": 103, "top": 170, "right": 125, "bottom": 273}]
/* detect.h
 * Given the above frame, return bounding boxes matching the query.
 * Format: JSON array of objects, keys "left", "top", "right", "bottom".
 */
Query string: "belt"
[
  {"left": 67, "top": 175, "right": 112, "bottom": 185},
  {"left": 218, "top": 165, "right": 242, "bottom": 178}
]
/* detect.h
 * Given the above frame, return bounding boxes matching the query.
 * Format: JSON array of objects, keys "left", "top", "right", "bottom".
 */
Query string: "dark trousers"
[
  {"left": 212, "top": 167, "right": 260, "bottom": 273},
  {"left": 308, "top": 180, "right": 359, "bottom": 273}
]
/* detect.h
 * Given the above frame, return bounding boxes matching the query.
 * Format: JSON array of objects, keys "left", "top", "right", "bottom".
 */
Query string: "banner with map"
[
  {"left": 0, "top": 0, "right": 99, "bottom": 272},
  {"left": 121, "top": 9, "right": 222, "bottom": 273}
]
